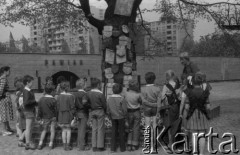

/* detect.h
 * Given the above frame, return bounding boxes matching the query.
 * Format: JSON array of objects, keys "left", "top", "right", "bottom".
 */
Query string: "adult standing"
[
  {"left": 179, "top": 52, "right": 200, "bottom": 88},
  {"left": 0, "top": 66, "right": 14, "bottom": 136}
]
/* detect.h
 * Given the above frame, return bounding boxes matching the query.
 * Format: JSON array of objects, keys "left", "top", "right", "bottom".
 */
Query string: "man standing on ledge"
[{"left": 179, "top": 52, "right": 200, "bottom": 88}]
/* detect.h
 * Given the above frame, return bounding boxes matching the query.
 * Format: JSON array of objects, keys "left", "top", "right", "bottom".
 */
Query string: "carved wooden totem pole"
[{"left": 80, "top": 0, "right": 142, "bottom": 96}]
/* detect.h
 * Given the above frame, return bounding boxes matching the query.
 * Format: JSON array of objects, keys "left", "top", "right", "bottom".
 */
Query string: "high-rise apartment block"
[
  {"left": 30, "top": 6, "right": 105, "bottom": 54},
  {"left": 145, "top": 20, "right": 194, "bottom": 55}
]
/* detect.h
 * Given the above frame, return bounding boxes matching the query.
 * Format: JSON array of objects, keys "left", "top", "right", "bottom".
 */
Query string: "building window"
[
  {"left": 34, "top": 26, "right": 37, "bottom": 30},
  {"left": 173, "top": 36, "right": 176, "bottom": 40},
  {"left": 34, "top": 38, "right": 37, "bottom": 41},
  {"left": 167, "top": 31, "right": 172, "bottom": 35},
  {"left": 60, "top": 60, "right": 64, "bottom": 66},
  {"left": 34, "top": 32, "right": 37, "bottom": 35},
  {"left": 167, "top": 36, "right": 172, "bottom": 40}
]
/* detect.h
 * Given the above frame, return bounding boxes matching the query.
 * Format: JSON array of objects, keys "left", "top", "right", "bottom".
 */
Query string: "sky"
[{"left": 0, "top": 0, "right": 217, "bottom": 42}]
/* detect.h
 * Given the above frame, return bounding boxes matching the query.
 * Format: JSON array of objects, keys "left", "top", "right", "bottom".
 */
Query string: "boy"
[
  {"left": 83, "top": 78, "right": 106, "bottom": 152},
  {"left": 23, "top": 75, "right": 37, "bottom": 150},
  {"left": 37, "top": 84, "right": 57, "bottom": 150},
  {"left": 71, "top": 78, "right": 89, "bottom": 151},
  {"left": 14, "top": 77, "right": 26, "bottom": 147},
  {"left": 141, "top": 72, "right": 161, "bottom": 148},
  {"left": 107, "top": 83, "right": 127, "bottom": 153}
]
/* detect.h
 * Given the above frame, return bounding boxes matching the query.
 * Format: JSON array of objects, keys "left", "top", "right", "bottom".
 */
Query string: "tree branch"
[
  {"left": 180, "top": 0, "right": 240, "bottom": 7},
  {"left": 62, "top": 0, "right": 81, "bottom": 9}
]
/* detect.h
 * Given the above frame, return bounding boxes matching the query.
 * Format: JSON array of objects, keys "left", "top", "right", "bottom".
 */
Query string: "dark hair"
[
  {"left": 23, "top": 75, "right": 34, "bottom": 85},
  {"left": 45, "top": 76, "right": 52, "bottom": 82},
  {"left": 112, "top": 83, "right": 123, "bottom": 94},
  {"left": 145, "top": 72, "right": 156, "bottom": 84},
  {"left": 128, "top": 80, "right": 140, "bottom": 92},
  {"left": 14, "top": 77, "right": 24, "bottom": 91},
  {"left": 45, "top": 84, "right": 55, "bottom": 95},
  {"left": 91, "top": 78, "right": 101, "bottom": 88},
  {"left": 57, "top": 76, "right": 66, "bottom": 84},
  {"left": 0, "top": 66, "right": 10, "bottom": 75},
  {"left": 193, "top": 73, "right": 203, "bottom": 86},
  {"left": 60, "top": 81, "right": 70, "bottom": 91}
]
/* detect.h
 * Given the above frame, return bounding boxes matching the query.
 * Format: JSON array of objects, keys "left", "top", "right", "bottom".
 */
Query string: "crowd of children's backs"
[{"left": 13, "top": 53, "right": 212, "bottom": 154}]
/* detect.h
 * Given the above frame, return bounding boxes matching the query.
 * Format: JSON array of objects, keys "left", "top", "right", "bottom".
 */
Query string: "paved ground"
[{"left": 0, "top": 81, "right": 239, "bottom": 155}]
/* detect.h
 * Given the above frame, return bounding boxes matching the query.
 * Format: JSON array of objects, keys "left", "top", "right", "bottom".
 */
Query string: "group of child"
[{"left": 13, "top": 70, "right": 211, "bottom": 154}]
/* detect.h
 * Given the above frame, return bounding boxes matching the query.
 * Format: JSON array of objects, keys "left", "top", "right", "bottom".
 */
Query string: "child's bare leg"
[
  {"left": 62, "top": 128, "right": 67, "bottom": 144},
  {"left": 25, "top": 118, "right": 33, "bottom": 144},
  {"left": 66, "top": 128, "right": 71, "bottom": 144},
  {"left": 19, "top": 130, "right": 26, "bottom": 141},
  {"left": 39, "top": 128, "right": 47, "bottom": 146},
  {"left": 49, "top": 123, "right": 55, "bottom": 146}
]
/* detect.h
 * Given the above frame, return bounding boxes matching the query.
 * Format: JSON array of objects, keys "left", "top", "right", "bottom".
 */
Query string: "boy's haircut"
[
  {"left": 128, "top": 80, "right": 139, "bottom": 92},
  {"left": 145, "top": 72, "right": 156, "bottom": 84},
  {"left": 112, "top": 83, "right": 123, "bottom": 94},
  {"left": 45, "top": 76, "right": 52, "bottom": 82},
  {"left": 57, "top": 76, "right": 66, "bottom": 84},
  {"left": 193, "top": 72, "right": 203, "bottom": 86},
  {"left": 76, "top": 78, "right": 85, "bottom": 89},
  {"left": 0, "top": 66, "right": 10, "bottom": 75},
  {"left": 23, "top": 75, "right": 34, "bottom": 85},
  {"left": 60, "top": 81, "right": 70, "bottom": 91},
  {"left": 45, "top": 84, "right": 55, "bottom": 95},
  {"left": 91, "top": 78, "right": 101, "bottom": 88}
]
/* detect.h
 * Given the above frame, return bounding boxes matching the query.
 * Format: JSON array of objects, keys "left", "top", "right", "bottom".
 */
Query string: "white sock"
[
  {"left": 39, "top": 141, "right": 43, "bottom": 146},
  {"left": 49, "top": 142, "right": 53, "bottom": 146}
]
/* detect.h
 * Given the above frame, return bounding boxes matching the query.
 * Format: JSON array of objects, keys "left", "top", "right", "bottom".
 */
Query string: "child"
[
  {"left": 107, "top": 83, "right": 127, "bottom": 153},
  {"left": 124, "top": 80, "right": 142, "bottom": 151},
  {"left": 14, "top": 77, "right": 26, "bottom": 147},
  {"left": 83, "top": 78, "right": 106, "bottom": 152},
  {"left": 71, "top": 78, "right": 89, "bottom": 151},
  {"left": 37, "top": 84, "right": 57, "bottom": 150},
  {"left": 57, "top": 81, "right": 75, "bottom": 151},
  {"left": 179, "top": 72, "right": 211, "bottom": 155},
  {"left": 161, "top": 70, "right": 181, "bottom": 152},
  {"left": 22, "top": 75, "right": 37, "bottom": 150},
  {"left": 141, "top": 72, "right": 161, "bottom": 149}
]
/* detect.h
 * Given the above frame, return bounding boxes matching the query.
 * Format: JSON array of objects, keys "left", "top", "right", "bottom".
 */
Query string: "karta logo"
[{"left": 142, "top": 126, "right": 239, "bottom": 154}]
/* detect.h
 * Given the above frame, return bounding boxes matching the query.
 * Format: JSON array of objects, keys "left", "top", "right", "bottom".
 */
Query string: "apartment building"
[
  {"left": 30, "top": 6, "right": 105, "bottom": 54},
  {"left": 146, "top": 20, "right": 194, "bottom": 55}
]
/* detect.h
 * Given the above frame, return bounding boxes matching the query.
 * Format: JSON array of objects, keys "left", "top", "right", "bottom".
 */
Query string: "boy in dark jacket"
[
  {"left": 37, "top": 84, "right": 57, "bottom": 150},
  {"left": 107, "top": 83, "right": 127, "bottom": 153},
  {"left": 23, "top": 75, "right": 37, "bottom": 150},
  {"left": 71, "top": 78, "right": 89, "bottom": 151},
  {"left": 83, "top": 78, "right": 106, "bottom": 152}
]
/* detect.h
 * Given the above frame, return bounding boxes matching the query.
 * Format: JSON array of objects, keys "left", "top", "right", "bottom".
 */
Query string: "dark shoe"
[
  {"left": 127, "top": 146, "right": 132, "bottom": 151},
  {"left": 98, "top": 148, "right": 106, "bottom": 152},
  {"left": 18, "top": 141, "right": 26, "bottom": 147},
  {"left": 63, "top": 143, "right": 68, "bottom": 151},
  {"left": 49, "top": 144, "right": 54, "bottom": 150},
  {"left": 92, "top": 147, "right": 98, "bottom": 152},
  {"left": 25, "top": 143, "right": 36, "bottom": 150},
  {"left": 37, "top": 145, "right": 43, "bottom": 150},
  {"left": 78, "top": 146, "right": 90, "bottom": 151},
  {"left": 67, "top": 144, "right": 72, "bottom": 150}
]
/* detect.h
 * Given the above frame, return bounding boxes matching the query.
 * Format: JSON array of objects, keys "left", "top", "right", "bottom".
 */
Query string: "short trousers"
[
  {"left": 58, "top": 123, "right": 71, "bottom": 129},
  {"left": 144, "top": 106, "right": 157, "bottom": 117},
  {"left": 23, "top": 111, "right": 35, "bottom": 119},
  {"left": 42, "top": 117, "right": 57, "bottom": 129}
]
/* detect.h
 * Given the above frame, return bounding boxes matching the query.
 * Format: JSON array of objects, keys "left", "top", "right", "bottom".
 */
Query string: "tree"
[
  {"left": 21, "top": 35, "right": 30, "bottom": 52},
  {"left": 0, "top": 43, "right": 7, "bottom": 53},
  {"left": 8, "top": 32, "right": 20, "bottom": 53}
]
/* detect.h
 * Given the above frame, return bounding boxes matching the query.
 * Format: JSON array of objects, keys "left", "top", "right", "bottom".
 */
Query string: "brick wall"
[{"left": 0, "top": 53, "right": 240, "bottom": 90}]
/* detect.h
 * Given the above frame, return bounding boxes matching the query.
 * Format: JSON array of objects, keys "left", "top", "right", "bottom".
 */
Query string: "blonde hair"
[
  {"left": 76, "top": 78, "right": 85, "bottom": 89},
  {"left": 166, "top": 70, "right": 175, "bottom": 81}
]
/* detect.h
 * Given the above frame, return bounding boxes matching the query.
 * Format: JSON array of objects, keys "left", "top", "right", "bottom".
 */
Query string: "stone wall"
[{"left": 0, "top": 53, "right": 240, "bottom": 89}]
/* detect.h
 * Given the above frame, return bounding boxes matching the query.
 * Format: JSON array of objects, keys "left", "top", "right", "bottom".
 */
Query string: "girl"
[
  {"left": 179, "top": 72, "right": 211, "bottom": 155},
  {"left": 125, "top": 80, "right": 142, "bottom": 151},
  {"left": 0, "top": 66, "right": 14, "bottom": 136},
  {"left": 160, "top": 70, "right": 181, "bottom": 152},
  {"left": 57, "top": 81, "right": 75, "bottom": 151}
]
